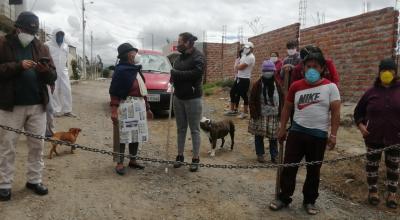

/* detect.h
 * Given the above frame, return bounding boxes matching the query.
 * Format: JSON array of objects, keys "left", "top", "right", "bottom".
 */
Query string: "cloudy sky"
[{"left": 24, "top": 0, "right": 396, "bottom": 65}]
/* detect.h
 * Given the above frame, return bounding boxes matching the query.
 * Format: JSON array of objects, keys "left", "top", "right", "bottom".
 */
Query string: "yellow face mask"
[{"left": 380, "top": 71, "right": 394, "bottom": 85}]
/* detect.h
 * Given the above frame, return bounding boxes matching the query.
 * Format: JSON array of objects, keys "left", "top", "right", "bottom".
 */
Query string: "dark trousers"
[
  {"left": 366, "top": 144, "right": 400, "bottom": 193},
  {"left": 118, "top": 143, "right": 139, "bottom": 163},
  {"left": 230, "top": 78, "right": 250, "bottom": 106},
  {"left": 255, "top": 135, "right": 278, "bottom": 159},
  {"left": 278, "top": 131, "right": 327, "bottom": 205}
]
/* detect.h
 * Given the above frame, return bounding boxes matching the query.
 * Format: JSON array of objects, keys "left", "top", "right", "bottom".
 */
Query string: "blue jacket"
[{"left": 109, "top": 62, "right": 141, "bottom": 100}]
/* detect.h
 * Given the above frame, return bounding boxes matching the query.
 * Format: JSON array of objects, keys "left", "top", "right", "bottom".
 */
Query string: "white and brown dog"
[{"left": 200, "top": 117, "right": 235, "bottom": 157}]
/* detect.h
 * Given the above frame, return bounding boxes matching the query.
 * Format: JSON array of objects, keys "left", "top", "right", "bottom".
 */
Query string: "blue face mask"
[
  {"left": 305, "top": 68, "right": 321, "bottom": 84},
  {"left": 56, "top": 35, "right": 64, "bottom": 45}
]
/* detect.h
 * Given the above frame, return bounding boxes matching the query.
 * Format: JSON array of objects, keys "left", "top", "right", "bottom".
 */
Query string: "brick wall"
[
  {"left": 203, "top": 7, "right": 398, "bottom": 102},
  {"left": 248, "top": 23, "right": 300, "bottom": 80},
  {"left": 204, "top": 24, "right": 300, "bottom": 83},
  {"left": 300, "top": 7, "right": 398, "bottom": 101}
]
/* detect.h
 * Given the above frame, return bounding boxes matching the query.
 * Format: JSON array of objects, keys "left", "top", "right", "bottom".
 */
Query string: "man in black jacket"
[
  {"left": 0, "top": 12, "right": 57, "bottom": 201},
  {"left": 171, "top": 32, "right": 204, "bottom": 172}
]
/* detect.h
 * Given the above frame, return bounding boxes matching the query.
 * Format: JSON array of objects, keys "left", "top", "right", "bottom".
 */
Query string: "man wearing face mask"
[
  {"left": 0, "top": 11, "right": 57, "bottom": 201},
  {"left": 46, "top": 29, "right": 75, "bottom": 118},
  {"left": 276, "top": 40, "right": 302, "bottom": 97},
  {"left": 226, "top": 42, "right": 256, "bottom": 119}
]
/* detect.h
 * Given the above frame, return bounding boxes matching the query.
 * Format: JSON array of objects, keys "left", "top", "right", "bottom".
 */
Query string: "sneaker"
[
  {"left": 173, "top": 155, "right": 184, "bottom": 168},
  {"left": 64, "top": 112, "right": 77, "bottom": 118},
  {"left": 26, "top": 182, "right": 48, "bottom": 196},
  {"left": 224, "top": 110, "right": 239, "bottom": 116},
  {"left": 189, "top": 158, "right": 200, "bottom": 172},
  {"left": 237, "top": 113, "right": 248, "bottom": 119},
  {"left": 0, "top": 189, "right": 11, "bottom": 201}
]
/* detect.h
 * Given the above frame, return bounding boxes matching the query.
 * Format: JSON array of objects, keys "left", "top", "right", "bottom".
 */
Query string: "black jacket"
[
  {"left": 0, "top": 33, "right": 57, "bottom": 111},
  {"left": 171, "top": 48, "right": 204, "bottom": 100}
]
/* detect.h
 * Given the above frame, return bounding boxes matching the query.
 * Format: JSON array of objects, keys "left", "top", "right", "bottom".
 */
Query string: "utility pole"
[
  {"left": 90, "top": 31, "right": 93, "bottom": 79},
  {"left": 151, "top": 34, "right": 154, "bottom": 50},
  {"left": 82, "top": 0, "right": 86, "bottom": 79}
]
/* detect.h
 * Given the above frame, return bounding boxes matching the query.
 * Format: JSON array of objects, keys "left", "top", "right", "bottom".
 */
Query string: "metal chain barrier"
[{"left": 1, "top": 124, "right": 400, "bottom": 170}]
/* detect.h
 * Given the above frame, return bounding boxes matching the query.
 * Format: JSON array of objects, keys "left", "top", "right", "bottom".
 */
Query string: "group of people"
[
  {"left": 0, "top": 11, "right": 398, "bottom": 216},
  {"left": 224, "top": 40, "right": 399, "bottom": 213},
  {"left": 0, "top": 11, "right": 77, "bottom": 202}
]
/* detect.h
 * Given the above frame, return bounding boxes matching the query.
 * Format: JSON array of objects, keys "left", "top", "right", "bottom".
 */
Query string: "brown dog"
[
  {"left": 49, "top": 128, "right": 82, "bottom": 159},
  {"left": 200, "top": 117, "right": 235, "bottom": 157}
]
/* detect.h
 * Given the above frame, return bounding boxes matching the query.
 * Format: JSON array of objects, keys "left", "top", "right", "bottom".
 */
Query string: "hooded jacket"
[{"left": 0, "top": 32, "right": 57, "bottom": 111}]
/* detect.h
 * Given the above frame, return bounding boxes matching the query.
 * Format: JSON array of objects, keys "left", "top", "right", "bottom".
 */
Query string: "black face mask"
[{"left": 177, "top": 45, "right": 186, "bottom": 54}]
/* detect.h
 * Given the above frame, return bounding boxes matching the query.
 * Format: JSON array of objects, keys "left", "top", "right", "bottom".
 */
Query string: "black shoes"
[
  {"left": 26, "top": 182, "right": 48, "bottom": 196},
  {"left": 0, "top": 183, "right": 48, "bottom": 201},
  {"left": 190, "top": 158, "right": 200, "bottom": 172},
  {"left": 0, "top": 188, "right": 11, "bottom": 201},
  {"left": 174, "top": 155, "right": 184, "bottom": 168},
  {"left": 128, "top": 161, "right": 145, "bottom": 170}
]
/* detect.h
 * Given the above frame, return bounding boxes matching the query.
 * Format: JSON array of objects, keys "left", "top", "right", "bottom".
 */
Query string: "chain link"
[{"left": 1, "top": 124, "right": 400, "bottom": 170}]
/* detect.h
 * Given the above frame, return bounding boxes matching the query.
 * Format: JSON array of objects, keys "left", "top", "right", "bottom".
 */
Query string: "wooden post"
[
  {"left": 275, "top": 142, "right": 285, "bottom": 199},
  {"left": 113, "top": 121, "right": 120, "bottom": 162}
]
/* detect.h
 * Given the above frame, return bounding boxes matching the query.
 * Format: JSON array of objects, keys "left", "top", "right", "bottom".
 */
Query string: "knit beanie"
[{"left": 262, "top": 60, "right": 276, "bottom": 72}]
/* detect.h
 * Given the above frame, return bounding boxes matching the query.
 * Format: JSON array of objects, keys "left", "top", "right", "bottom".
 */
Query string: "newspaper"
[{"left": 118, "top": 97, "right": 148, "bottom": 144}]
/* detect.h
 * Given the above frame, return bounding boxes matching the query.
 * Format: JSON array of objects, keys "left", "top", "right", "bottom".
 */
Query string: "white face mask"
[
  {"left": 287, "top": 49, "right": 296, "bottom": 56},
  {"left": 18, "top": 33, "right": 35, "bottom": 48},
  {"left": 262, "top": 71, "right": 274, "bottom": 79},
  {"left": 270, "top": 57, "right": 278, "bottom": 63},
  {"left": 134, "top": 54, "right": 141, "bottom": 64}
]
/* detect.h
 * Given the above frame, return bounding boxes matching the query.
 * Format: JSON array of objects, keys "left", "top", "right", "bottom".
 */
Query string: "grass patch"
[{"left": 203, "top": 79, "right": 235, "bottom": 96}]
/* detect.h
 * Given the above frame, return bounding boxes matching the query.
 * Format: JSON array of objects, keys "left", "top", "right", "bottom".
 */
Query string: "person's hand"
[
  {"left": 327, "top": 134, "right": 336, "bottom": 150},
  {"left": 21, "top": 60, "right": 36, "bottom": 70},
  {"left": 358, "top": 123, "right": 369, "bottom": 138},
  {"left": 147, "top": 110, "right": 154, "bottom": 120},
  {"left": 111, "top": 107, "right": 118, "bottom": 124},
  {"left": 277, "top": 127, "right": 287, "bottom": 144},
  {"left": 35, "top": 62, "right": 50, "bottom": 73}
]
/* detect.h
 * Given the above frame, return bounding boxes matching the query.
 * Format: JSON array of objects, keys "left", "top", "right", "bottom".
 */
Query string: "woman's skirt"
[{"left": 248, "top": 115, "right": 279, "bottom": 138}]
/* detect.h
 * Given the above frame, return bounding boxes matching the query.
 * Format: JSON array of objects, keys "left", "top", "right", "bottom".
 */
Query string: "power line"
[{"left": 30, "top": 0, "right": 39, "bottom": 11}]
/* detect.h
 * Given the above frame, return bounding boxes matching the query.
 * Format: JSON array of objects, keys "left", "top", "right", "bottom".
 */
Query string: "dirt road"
[{"left": 0, "top": 80, "right": 397, "bottom": 220}]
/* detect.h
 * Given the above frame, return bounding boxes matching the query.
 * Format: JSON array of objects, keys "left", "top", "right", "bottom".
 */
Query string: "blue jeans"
[{"left": 255, "top": 135, "right": 278, "bottom": 159}]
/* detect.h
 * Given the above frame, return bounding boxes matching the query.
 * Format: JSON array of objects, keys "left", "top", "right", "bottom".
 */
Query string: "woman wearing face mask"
[
  {"left": 226, "top": 48, "right": 244, "bottom": 115},
  {"left": 270, "top": 52, "right": 282, "bottom": 72},
  {"left": 270, "top": 52, "right": 341, "bottom": 215},
  {"left": 171, "top": 32, "right": 205, "bottom": 172},
  {"left": 248, "top": 60, "right": 279, "bottom": 163},
  {"left": 354, "top": 58, "right": 400, "bottom": 209},
  {"left": 109, "top": 43, "right": 153, "bottom": 175}
]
